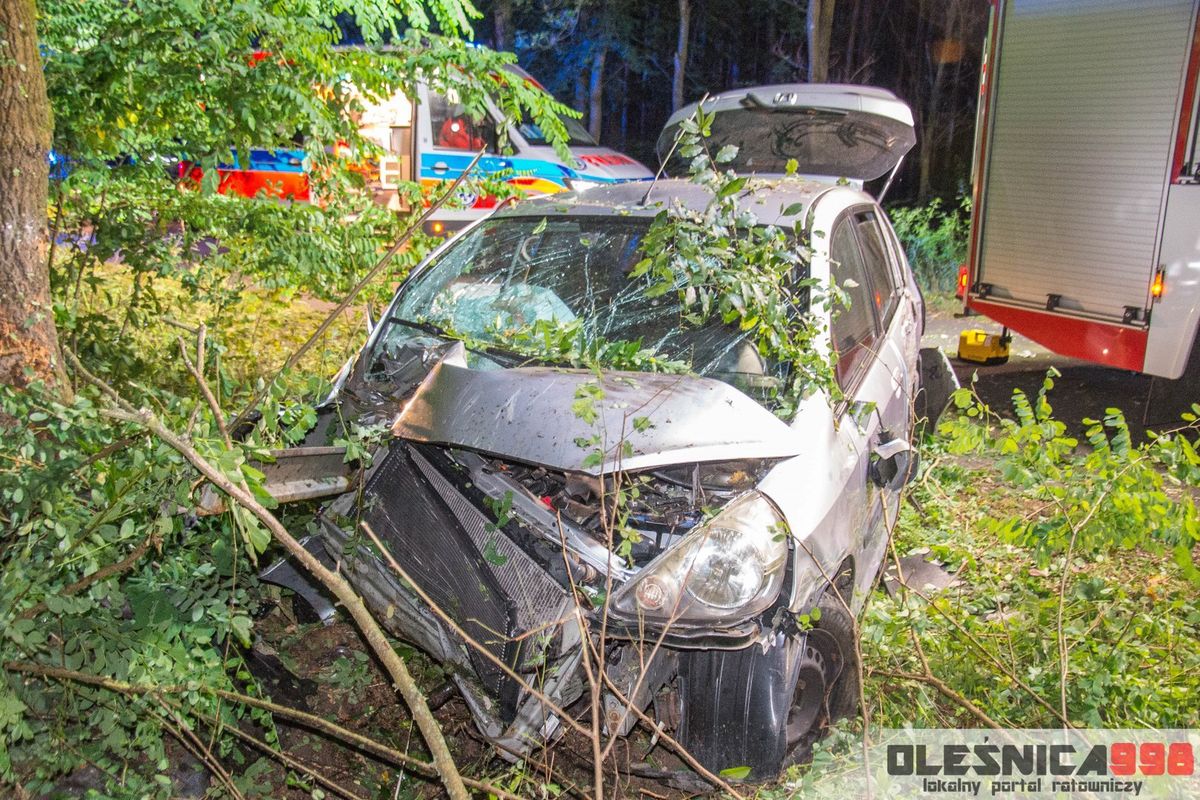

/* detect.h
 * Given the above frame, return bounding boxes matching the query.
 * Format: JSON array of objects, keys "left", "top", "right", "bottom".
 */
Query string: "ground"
[{"left": 921, "top": 298, "right": 1197, "bottom": 439}]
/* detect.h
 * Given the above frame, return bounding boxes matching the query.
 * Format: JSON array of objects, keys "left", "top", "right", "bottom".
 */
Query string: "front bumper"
[{"left": 313, "top": 439, "right": 783, "bottom": 763}]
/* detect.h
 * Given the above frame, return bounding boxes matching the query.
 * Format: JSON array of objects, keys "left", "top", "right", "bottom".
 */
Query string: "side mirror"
[{"left": 869, "top": 433, "right": 918, "bottom": 491}]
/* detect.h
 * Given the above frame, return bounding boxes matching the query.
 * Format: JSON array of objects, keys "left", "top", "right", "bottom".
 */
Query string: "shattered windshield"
[{"left": 375, "top": 216, "right": 798, "bottom": 398}]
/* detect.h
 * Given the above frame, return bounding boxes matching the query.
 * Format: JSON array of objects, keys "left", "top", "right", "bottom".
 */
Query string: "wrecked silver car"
[{"left": 267, "top": 85, "right": 954, "bottom": 780}]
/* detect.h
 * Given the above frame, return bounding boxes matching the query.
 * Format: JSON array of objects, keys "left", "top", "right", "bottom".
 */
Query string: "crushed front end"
[{"left": 312, "top": 429, "right": 807, "bottom": 775}]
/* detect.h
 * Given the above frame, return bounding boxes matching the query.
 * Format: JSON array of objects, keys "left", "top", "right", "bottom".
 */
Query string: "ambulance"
[{"left": 209, "top": 64, "right": 652, "bottom": 238}]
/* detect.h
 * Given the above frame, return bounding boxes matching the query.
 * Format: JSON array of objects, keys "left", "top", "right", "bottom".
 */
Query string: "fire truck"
[{"left": 962, "top": 0, "right": 1200, "bottom": 378}]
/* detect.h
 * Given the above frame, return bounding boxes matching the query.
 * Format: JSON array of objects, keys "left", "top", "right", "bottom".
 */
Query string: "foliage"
[
  {"left": 863, "top": 377, "right": 1200, "bottom": 730},
  {"left": 633, "top": 105, "right": 837, "bottom": 416},
  {"left": 887, "top": 196, "right": 971, "bottom": 292},
  {"left": 4, "top": 0, "right": 592, "bottom": 789},
  {"left": 493, "top": 318, "right": 692, "bottom": 373},
  {"left": 41, "top": 0, "right": 577, "bottom": 401},
  {"left": 939, "top": 370, "right": 1200, "bottom": 574},
  {"left": 0, "top": 380, "right": 278, "bottom": 794}
]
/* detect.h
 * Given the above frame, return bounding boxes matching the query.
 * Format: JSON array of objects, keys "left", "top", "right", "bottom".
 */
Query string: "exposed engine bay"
[{"left": 306, "top": 434, "right": 784, "bottom": 759}]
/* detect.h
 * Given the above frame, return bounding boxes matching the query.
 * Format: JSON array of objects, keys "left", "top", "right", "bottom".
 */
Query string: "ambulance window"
[
  {"left": 829, "top": 218, "right": 880, "bottom": 391},
  {"left": 518, "top": 116, "right": 596, "bottom": 147},
  {"left": 428, "top": 92, "right": 498, "bottom": 152},
  {"left": 852, "top": 210, "right": 900, "bottom": 329}
]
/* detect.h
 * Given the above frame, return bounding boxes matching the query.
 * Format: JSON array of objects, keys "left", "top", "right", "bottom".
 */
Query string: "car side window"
[
  {"left": 428, "top": 91, "right": 497, "bottom": 152},
  {"left": 852, "top": 210, "right": 900, "bottom": 329},
  {"left": 829, "top": 219, "right": 880, "bottom": 391}
]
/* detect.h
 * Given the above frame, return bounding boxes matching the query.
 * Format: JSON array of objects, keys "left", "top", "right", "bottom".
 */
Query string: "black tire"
[
  {"left": 784, "top": 594, "right": 861, "bottom": 765},
  {"left": 815, "top": 595, "right": 861, "bottom": 722},
  {"left": 673, "top": 593, "right": 864, "bottom": 778}
]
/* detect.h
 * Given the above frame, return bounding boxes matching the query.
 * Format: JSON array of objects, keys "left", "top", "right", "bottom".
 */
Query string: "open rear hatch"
[{"left": 658, "top": 83, "right": 916, "bottom": 185}]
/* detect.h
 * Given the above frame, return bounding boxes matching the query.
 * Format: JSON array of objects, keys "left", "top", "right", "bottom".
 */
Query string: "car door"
[
  {"left": 418, "top": 84, "right": 511, "bottom": 212},
  {"left": 827, "top": 209, "right": 911, "bottom": 598},
  {"left": 849, "top": 206, "right": 916, "bottom": 431}
]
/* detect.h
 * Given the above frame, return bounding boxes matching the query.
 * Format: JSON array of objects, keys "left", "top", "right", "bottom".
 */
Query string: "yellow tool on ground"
[{"left": 956, "top": 329, "right": 1011, "bottom": 365}]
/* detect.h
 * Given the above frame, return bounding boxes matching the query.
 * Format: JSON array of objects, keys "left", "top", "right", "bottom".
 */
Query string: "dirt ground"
[{"left": 249, "top": 600, "right": 702, "bottom": 800}]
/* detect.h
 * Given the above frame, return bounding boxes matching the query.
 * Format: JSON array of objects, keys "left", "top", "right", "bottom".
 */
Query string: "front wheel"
[
  {"left": 674, "top": 596, "right": 863, "bottom": 780},
  {"left": 785, "top": 596, "right": 861, "bottom": 764}
]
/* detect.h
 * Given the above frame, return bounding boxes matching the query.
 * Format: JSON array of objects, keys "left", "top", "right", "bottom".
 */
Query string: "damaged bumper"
[{"left": 294, "top": 436, "right": 788, "bottom": 767}]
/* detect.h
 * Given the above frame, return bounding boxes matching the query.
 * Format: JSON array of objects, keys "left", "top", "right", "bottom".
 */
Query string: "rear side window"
[
  {"left": 853, "top": 210, "right": 900, "bottom": 328},
  {"left": 829, "top": 220, "right": 879, "bottom": 390}
]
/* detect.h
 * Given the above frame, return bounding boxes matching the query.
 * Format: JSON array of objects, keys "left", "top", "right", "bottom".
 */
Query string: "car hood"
[{"left": 391, "top": 346, "right": 804, "bottom": 475}]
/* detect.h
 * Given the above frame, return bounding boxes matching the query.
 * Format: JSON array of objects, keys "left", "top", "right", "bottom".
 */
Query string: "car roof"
[{"left": 495, "top": 176, "right": 845, "bottom": 229}]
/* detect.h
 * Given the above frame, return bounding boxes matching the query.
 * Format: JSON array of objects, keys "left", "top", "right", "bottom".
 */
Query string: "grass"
[
  {"left": 67, "top": 261, "right": 368, "bottom": 404},
  {"left": 764, "top": 434, "right": 1200, "bottom": 797}
]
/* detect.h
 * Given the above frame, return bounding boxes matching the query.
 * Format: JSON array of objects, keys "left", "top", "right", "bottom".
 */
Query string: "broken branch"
[{"left": 63, "top": 365, "right": 471, "bottom": 800}]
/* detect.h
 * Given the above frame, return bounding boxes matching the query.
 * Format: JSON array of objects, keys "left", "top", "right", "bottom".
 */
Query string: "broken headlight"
[{"left": 610, "top": 492, "right": 788, "bottom": 625}]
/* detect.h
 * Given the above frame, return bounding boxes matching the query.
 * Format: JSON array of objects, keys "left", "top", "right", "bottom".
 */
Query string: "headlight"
[{"left": 610, "top": 492, "right": 788, "bottom": 625}]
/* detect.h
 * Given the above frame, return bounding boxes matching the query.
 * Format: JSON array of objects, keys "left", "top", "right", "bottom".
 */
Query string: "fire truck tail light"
[
  {"left": 956, "top": 264, "right": 969, "bottom": 299},
  {"left": 1151, "top": 269, "right": 1165, "bottom": 299}
]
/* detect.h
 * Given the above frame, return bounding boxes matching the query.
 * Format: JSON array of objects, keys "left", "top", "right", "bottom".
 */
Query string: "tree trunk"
[
  {"left": 587, "top": 48, "right": 606, "bottom": 142},
  {"left": 0, "top": 0, "right": 59, "bottom": 390},
  {"left": 671, "top": 0, "right": 692, "bottom": 111},
  {"left": 806, "top": 0, "right": 836, "bottom": 82},
  {"left": 492, "top": 0, "right": 513, "bottom": 52},
  {"left": 844, "top": 0, "right": 862, "bottom": 80},
  {"left": 574, "top": 73, "right": 587, "bottom": 117},
  {"left": 919, "top": 0, "right": 960, "bottom": 199}
]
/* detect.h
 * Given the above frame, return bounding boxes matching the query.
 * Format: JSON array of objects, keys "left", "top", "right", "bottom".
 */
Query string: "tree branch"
[
  {"left": 19, "top": 531, "right": 161, "bottom": 620},
  {"left": 66, "top": 384, "right": 470, "bottom": 800},
  {"left": 4, "top": 661, "right": 525, "bottom": 800}
]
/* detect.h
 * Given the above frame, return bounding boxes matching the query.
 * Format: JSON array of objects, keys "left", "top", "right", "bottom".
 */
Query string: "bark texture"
[
  {"left": 492, "top": 0, "right": 512, "bottom": 51},
  {"left": 806, "top": 0, "right": 836, "bottom": 82},
  {"left": 0, "top": 0, "right": 58, "bottom": 389}
]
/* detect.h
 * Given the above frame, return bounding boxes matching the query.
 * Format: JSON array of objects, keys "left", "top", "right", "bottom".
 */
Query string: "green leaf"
[
  {"left": 230, "top": 615, "right": 253, "bottom": 647},
  {"left": 716, "top": 176, "right": 747, "bottom": 199},
  {"left": 482, "top": 537, "right": 508, "bottom": 566},
  {"left": 719, "top": 766, "right": 751, "bottom": 780}
]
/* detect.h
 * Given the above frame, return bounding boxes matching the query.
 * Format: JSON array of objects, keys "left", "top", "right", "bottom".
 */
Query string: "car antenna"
[{"left": 640, "top": 93, "right": 710, "bottom": 206}]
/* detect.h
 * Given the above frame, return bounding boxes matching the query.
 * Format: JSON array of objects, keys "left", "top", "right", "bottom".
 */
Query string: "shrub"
[{"left": 888, "top": 196, "right": 971, "bottom": 292}]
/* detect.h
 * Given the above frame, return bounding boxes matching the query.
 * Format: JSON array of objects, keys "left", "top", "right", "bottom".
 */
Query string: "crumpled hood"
[{"left": 391, "top": 349, "right": 804, "bottom": 475}]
